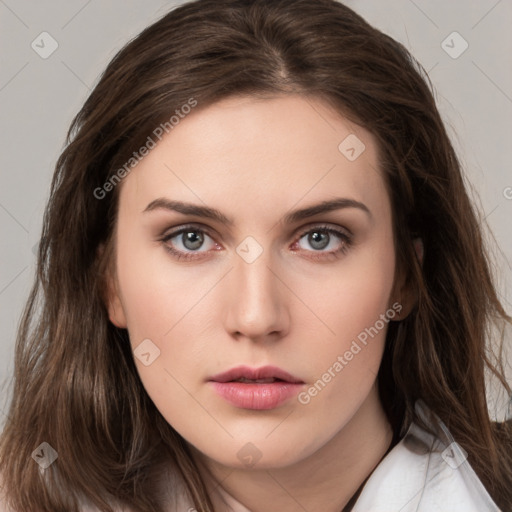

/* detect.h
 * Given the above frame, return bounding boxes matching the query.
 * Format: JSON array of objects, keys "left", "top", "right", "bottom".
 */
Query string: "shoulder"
[{"left": 352, "top": 401, "right": 502, "bottom": 512}]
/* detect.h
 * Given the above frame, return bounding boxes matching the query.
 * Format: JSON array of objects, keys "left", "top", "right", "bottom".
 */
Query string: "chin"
[{"left": 194, "top": 433, "right": 324, "bottom": 471}]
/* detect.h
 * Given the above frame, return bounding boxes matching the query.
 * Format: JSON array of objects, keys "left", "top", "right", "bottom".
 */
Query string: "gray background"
[{"left": 1, "top": 0, "right": 511, "bottom": 429}]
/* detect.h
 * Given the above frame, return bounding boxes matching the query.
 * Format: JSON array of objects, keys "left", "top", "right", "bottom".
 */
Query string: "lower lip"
[{"left": 209, "top": 381, "right": 304, "bottom": 410}]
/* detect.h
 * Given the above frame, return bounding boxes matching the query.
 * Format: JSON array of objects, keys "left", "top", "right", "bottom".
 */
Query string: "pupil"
[
  {"left": 184, "top": 231, "right": 203, "bottom": 250},
  {"left": 309, "top": 231, "right": 328, "bottom": 250}
]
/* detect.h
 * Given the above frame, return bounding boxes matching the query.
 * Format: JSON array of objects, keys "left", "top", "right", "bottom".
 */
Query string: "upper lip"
[{"left": 209, "top": 365, "right": 304, "bottom": 383}]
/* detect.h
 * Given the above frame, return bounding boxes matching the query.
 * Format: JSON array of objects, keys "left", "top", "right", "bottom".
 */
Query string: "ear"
[
  {"left": 389, "top": 237, "right": 423, "bottom": 320},
  {"left": 97, "top": 243, "right": 128, "bottom": 329}
]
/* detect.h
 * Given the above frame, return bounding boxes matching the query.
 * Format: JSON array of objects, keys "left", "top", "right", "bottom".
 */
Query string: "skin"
[{"left": 105, "top": 94, "right": 415, "bottom": 511}]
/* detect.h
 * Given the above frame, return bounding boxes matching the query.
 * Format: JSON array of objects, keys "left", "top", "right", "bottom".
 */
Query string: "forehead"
[{"left": 117, "top": 94, "right": 389, "bottom": 226}]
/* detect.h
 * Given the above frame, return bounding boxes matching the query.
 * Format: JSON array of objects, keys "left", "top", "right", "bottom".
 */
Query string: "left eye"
[
  {"left": 294, "top": 227, "right": 348, "bottom": 253},
  {"left": 162, "top": 228, "right": 217, "bottom": 256}
]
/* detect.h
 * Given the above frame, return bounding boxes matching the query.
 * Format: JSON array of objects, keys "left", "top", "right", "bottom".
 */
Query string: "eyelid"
[
  {"left": 160, "top": 222, "right": 351, "bottom": 244},
  {"left": 294, "top": 221, "right": 352, "bottom": 239},
  {"left": 160, "top": 221, "right": 354, "bottom": 238},
  {"left": 160, "top": 222, "right": 216, "bottom": 240}
]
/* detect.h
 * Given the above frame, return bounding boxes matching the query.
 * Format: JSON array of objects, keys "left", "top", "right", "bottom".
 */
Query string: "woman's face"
[{"left": 106, "top": 94, "right": 406, "bottom": 469}]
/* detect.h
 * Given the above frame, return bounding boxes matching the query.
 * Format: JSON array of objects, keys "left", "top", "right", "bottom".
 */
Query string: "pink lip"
[{"left": 208, "top": 365, "right": 304, "bottom": 410}]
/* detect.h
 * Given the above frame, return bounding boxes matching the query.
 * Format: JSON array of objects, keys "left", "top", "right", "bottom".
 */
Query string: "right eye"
[{"left": 160, "top": 225, "right": 220, "bottom": 261}]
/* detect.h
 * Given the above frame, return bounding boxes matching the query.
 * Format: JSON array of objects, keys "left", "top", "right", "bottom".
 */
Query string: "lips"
[
  {"left": 208, "top": 365, "right": 304, "bottom": 384},
  {"left": 208, "top": 365, "right": 305, "bottom": 410}
]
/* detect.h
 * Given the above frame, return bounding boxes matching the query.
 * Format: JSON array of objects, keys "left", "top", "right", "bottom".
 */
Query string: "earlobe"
[
  {"left": 389, "top": 237, "right": 424, "bottom": 320},
  {"left": 97, "top": 243, "right": 128, "bottom": 329},
  {"left": 106, "top": 280, "right": 128, "bottom": 329}
]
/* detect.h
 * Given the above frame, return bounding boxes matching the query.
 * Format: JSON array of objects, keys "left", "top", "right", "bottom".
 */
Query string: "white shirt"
[{"left": 351, "top": 400, "right": 502, "bottom": 511}]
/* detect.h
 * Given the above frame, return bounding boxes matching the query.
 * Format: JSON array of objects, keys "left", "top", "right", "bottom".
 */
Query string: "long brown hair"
[{"left": 1, "top": 0, "right": 511, "bottom": 510}]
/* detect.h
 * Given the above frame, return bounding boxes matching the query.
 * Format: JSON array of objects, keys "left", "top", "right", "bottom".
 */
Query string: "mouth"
[
  {"left": 229, "top": 377, "right": 285, "bottom": 383},
  {"left": 208, "top": 365, "right": 304, "bottom": 384},
  {"left": 208, "top": 365, "right": 305, "bottom": 410}
]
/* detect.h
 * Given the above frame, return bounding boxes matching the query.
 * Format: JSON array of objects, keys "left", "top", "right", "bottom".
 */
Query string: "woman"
[{"left": 0, "top": 0, "right": 511, "bottom": 511}]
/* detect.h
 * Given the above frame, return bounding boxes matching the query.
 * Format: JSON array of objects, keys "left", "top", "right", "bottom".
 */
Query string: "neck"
[{"left": 195, "top": 385, "right": 393, "bottom": 512}]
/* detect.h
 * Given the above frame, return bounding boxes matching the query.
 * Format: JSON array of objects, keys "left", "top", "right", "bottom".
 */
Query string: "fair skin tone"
[{"left": 105, "top": 94, "right": 415, "bottom": 511}]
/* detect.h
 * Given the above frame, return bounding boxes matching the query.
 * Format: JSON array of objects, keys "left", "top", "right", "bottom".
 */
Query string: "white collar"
[{"left": 352, "top": 400, "right": 501, "bottom": 511}]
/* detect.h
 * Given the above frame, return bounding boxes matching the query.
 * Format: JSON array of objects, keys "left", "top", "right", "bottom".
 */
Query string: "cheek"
[
  {"left": 113, "top": 245, "right": 210, "bottom": 428},
  {"left": 292, "top": 238, "right": 395, "bottom": 402},
  {"left": 114, "top": 235, "right": 215, "bottom": 389},
  {"left": 115, "top": 233, "right": 203, "bottom": 339},
  {"left": 295, "top": 236, "right": 395, "bottom": 349}
]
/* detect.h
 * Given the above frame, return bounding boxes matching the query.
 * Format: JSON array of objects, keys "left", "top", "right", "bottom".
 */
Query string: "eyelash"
[{"left": 159, "top": 223, "right": 352, "bottom": 262}]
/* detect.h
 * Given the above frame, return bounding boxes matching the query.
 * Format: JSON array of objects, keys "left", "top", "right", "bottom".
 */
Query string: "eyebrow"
[{"left": 143, "top": 197, "right": 372, "bottom": 225}]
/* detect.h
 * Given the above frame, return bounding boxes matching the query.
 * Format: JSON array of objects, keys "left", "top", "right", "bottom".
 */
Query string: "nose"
[{"left": 223, "top": 245, "right": 290, "bottom": 342}]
